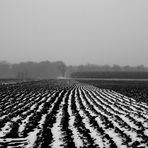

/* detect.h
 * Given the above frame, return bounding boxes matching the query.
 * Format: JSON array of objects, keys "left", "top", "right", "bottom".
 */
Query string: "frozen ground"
[{"left": 0, "top": 80, "right": 148, "bottom": 147}]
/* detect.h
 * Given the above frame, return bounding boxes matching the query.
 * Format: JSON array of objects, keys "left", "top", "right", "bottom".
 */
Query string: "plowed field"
[{"left": 0, "top": 80, "right": 148, "bottom": 147}]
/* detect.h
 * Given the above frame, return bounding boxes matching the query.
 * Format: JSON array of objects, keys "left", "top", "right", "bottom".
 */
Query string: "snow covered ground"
[{"left": 0, "top": 80, "right": 148, "bottom": 147}]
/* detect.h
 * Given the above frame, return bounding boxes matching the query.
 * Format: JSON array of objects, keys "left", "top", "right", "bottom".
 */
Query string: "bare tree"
[{"left": 58, "top": 62, "right": 66, "bottom": 77}]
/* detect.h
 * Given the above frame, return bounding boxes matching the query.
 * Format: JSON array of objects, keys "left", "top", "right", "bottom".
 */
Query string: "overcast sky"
[{"left": 0, "top": 0, "right": 148, "bottom": 66}]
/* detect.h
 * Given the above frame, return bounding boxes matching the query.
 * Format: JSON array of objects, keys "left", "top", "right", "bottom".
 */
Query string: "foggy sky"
[{"left": 0, "top": 0, "right": 148, "bottom": 66}]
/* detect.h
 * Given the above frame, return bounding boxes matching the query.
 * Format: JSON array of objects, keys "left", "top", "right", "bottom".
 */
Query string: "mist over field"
[{"left": 1, "top": 60, "right": 148, "bottom": 79}]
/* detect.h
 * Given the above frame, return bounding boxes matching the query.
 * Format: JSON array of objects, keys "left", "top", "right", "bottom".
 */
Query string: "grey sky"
[{"left": 0, "top": 0, "right": 148, "bottom": 66}]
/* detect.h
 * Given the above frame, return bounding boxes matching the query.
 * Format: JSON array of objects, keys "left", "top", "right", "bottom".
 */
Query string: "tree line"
[
  {"left": 0, "top": 61, "right": 66, "bottom": 79},
  {"left": 1, "top": 61, "right": 148, "bottom": 79}
]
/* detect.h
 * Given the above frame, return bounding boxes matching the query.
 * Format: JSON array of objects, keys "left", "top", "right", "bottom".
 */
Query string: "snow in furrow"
[
  {"left": 119, "top": 115, "right": 142, "bottom": 130},
  {"left": 18, "top": 113, "right": 34, "bottom": 137},
  {"left": 94, "top": 91, "right": 133, "bottom": 113},
  {"left": 26, "top": 114, "right": 47, "bottom": 148},
  {"left": 0, "top": 115, "right": 21, "bottom": 138},
  {"left": 79, "top": 89, "right": 126, "bottom": 148},
  {"left": 85, "top": 89, "right": 126, "bottom": 115},
  {"left": 144, "top": 129, "right": 148, "bottom": 136},
  {"left": 26, "top": 91, "right": 64, "bottom": 148},
  {"left": 96, "top": 94, "right": 147, "bottom": 143},
  {"left": 90, "top": 90, "right": 144, "bottom": 131},
  {"left": 0, "top": 138, "right": 27, "bottom": 148},
  {"left": 0, "top": 115, "right": 7, "bottom": 120},
  {"left": 47, "top": 91, "right": 63, "bottom": 114},
  {"left": 110, "top": 117, "right": 139, "bottom": 142},
  {"left": 46, "top": 92, "right": 56, "bottom": 102},
  {"left": 97, "top": 91, "right": 136, "bottom": 112},
  {"left": 100, "top": 96, "right": 146, "bottom": 129},
  {"left": 104, "top": 92, "right": 140, "bottom": 110},
  {"left": 21, "top": 99, "right": 41, "bottom": 116},
  {"left": 129, "top": 113, "right": 146, "bottom": 123},
  {"left": 0, "top": 122, "right": 12, "bottom": 137},
  {"left": 18, "top": 91, "right": 61, "bottom": 137},
  {"left": 95, "top": 116, "right": 127, "bottom": 148},
  {"left": 30, "top": 103, "right": 37, "bottom": 110},
  {"left": 80, "top": 88, "right": 112, "bottom": 116},
  {"left": 143, "top": 121, "right": 148, "bottom": 129},
  {"left": 68, "top": 89, "right": 84, "bottom": 148},
  {"left": 50, "top": 91, "right": 68, "bottom": 148},
  {"left": 85, "top": 90, "right": 125, "bottom": 115},
  {"left": 18, "top": 95, "right": 48, "bottom": 136},
  {"left": 109, "top": 93, "right": 147, "bottom": 114},
  {"left": 109, "top": 91, "right": 136, "bottom": 103},
  {"left": 81, "top": 87, "right": 147, "bottom": 145},
  {"left": 75, "top": 89, "right": 104, "bottom": 148},
  {"left": 81, "top": 89, "right": 110, "bottom": 118},
  {"left": 36, "top": 103, "right": 44, "bottom": 112}
]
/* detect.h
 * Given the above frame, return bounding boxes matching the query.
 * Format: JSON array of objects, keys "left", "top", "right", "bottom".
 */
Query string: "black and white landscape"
[
  {"left": 0, "top": 80, "right": 148, "bottom": 148},
  {"left": 1, "top": 1, "right": 148, "bottom": 147}
]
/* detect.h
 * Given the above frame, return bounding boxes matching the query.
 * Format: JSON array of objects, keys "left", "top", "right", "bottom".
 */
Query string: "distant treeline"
[
  {"left": 68, "top": 64, "right": 148, "bottom": 78},
  {"left": 0, "top": 61, "right": 66, "bottom": 79},
  {"left": 68, "top": 64, "right": 148, "bottom": 73},
  {"left": 1, "top": 61, "right": 148, "bottom": 79},
  {"left": 71, "top": 72, "right": 148, "bottom": 79}
]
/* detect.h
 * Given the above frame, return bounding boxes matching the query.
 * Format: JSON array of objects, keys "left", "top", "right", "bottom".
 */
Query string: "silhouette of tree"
[{"left": 58, "top": 62, "right": 66, "bottom": 77}]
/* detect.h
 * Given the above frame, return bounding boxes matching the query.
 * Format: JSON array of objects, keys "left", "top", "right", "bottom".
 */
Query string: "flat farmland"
[
  {"left": 0, "top": 79, "right": 148, "bottom": 147},
  {"left": 78, "top": 79, "right": 148, "bottom": 103}
]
